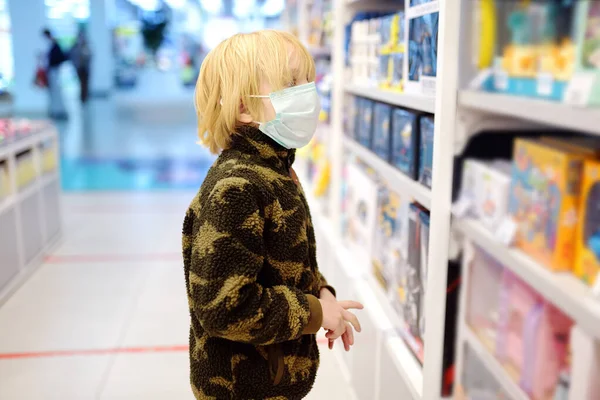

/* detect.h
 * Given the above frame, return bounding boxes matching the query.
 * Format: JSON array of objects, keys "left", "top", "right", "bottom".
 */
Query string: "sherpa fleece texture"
[{"left": 182, "top": 126, "right": 334, "bottom": 400}]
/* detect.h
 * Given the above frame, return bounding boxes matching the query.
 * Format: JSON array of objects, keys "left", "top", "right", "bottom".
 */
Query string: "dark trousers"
[{"left": 76, "top": 68, "right": 90, "bottom": 103}]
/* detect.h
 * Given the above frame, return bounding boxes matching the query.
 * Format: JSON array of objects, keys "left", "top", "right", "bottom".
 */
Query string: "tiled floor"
[
  {"left": 0, "top": 193, "right": 354, "bottom": 399},
  {"left": 0, "top": 74, "right": 354, "bottom": 399}
]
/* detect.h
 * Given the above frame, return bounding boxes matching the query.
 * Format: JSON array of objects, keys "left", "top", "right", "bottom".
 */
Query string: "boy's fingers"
[
  {"left": 342, "top": 310, "right": 362, "bottom": 332},
  {"left": 325, "top": 325, "right": 344, "bottom": 340},
  {"left": 338, "top": 300, "right": 364, "bottom": 310},
  {"left": 347, "top": 323, "right": 355, "bottom": 346},
  {"left": 342, "top": 333, "right": 350, "bottom": 352}
]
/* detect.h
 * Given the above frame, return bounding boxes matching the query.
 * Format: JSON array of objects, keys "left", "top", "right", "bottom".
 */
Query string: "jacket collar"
[{"left": 229, "top": 125, "right": 296, "bottom": 171}]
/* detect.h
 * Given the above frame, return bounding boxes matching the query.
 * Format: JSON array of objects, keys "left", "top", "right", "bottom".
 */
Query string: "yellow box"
[
  {"left": 509, "top": 139, "right": 587, "bottom": 271},
  {"left": 575, "top": 161, "right": 600, "bottom": 286}
]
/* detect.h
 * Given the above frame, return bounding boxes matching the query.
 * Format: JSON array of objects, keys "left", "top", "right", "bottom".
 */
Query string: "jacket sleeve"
[
  {"left": 188, "top": 177, "right": 322, "bottom": 345},
  {"left": 318, "top": 272, "right": 336, "bottom": 298}
]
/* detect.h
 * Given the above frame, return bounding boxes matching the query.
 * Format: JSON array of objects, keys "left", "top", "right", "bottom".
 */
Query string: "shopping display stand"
[
  {"left": 0, "top": 123, "right": 62, "bottom": 304},
  {"left": 290, "top": 0, "right": 600, "bottom": 399}
]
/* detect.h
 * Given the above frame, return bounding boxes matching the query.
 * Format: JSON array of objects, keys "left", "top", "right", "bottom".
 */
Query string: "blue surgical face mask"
[{"left": 249, "top": 82, "right": 321, "bottom": 149}]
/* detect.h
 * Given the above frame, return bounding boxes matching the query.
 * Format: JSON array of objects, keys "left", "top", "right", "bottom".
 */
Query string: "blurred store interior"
[{"left": 1, "top": 0, "right": 600, "bottom": 399}]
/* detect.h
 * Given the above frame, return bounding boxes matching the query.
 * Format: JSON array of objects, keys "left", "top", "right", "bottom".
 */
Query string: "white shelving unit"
[
  {"left": 308, "top": 191, "right": 424, "bottom": 400},
  {"left": 293, "top": 0, "right": 600, "bottom": 398},
  {"left": 456, "top": 219, "right": 600, "bottom": 341},
  {"left": 293, "top": 0, "right": 459, "bottom": 398},
  {"left": 459, "top": 90, "right": 600, "bottom": 137},
  {"left": 344, "top": 138, "right": 432, "bottom": 208},
  {"left": 462, "top": 326, "right": 529, "bottom": 400},
  {"left": 346, "top": 84, "right": 436, "bottom": 113},
  {"left": 0, "top": 125, "right": 62, "bottom": 304}
]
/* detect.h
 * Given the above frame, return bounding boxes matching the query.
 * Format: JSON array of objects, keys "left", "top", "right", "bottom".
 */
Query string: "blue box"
[
  {"left": 391, "top": 108, "right": 419, "bottom": 179},
  {"left": 391, "top": 53, "right": 404, "bottom": 89},
  {"left": 372, "top": 103, "right": 393, "bottom": 160},
  {"left": 419, "top": 116, "right": 434, "bottom": 188},
  {"left": 353, "top": 97, "right": 366, "bottom": 142},
  {"left": 357, "top": 99, "right": 374, "bottom": 148}
]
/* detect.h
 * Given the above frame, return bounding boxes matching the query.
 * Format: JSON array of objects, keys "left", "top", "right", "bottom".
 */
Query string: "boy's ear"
[{"left": 237, "top": 102, "right": 253, "bottom": 124}]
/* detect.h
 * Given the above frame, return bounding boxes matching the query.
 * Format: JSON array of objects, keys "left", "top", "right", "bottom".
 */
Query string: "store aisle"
[{"left": 0, "top": 192, "right": 354, "bottom": 399}]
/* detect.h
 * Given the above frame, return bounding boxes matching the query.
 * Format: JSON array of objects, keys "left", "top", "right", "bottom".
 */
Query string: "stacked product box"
[
  {"left": 467, "top": 245, "right": 575, "bottom": 400},
  {"left": 353, "top": 96, "right": 435, "bottom": 187},
  {"left": 471, "top": 0, "right": 600, "bottom": 106},
  {"left": 350, "top": 11, "right": 405, "bottom": 90},
  {"left": 405, "top": 0, "right": 439, "bottom": 96},
  {"left": 457, "top": 136, "right": 600, "bottom": 288}
]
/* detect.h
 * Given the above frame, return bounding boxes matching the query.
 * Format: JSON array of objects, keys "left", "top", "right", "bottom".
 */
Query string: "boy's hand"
[
  {"left": 328, "top": 322, "right": 355, "bottom": 352},
  {"left": 319, "top": 298, "right": 363, "bottom": 340}
]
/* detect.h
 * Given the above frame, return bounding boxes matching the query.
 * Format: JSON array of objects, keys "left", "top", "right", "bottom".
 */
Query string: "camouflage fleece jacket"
[{"left": 182, "top": 125, "right": 334, "bottom": 399}]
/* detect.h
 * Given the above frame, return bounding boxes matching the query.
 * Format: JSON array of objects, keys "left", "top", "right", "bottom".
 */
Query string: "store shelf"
[
  {"left": 17, "top": 180, "right": 39, "bottom": 203},
  {"left": 344, "top": 138, "right": 432, "bottom": 209},
  {"left": 309, "top": 198, "right": 424, "bottom": 399},
  {"left": 0, "top": 129, "right": 55, "bottom": 160},
  {"left": 459, "top": 90, "right": 600, "bottom": 136},
  {"left": 331, "top": 239, "right": 424, "bottom": 398},
  {"left": 40, "top": 171, "right": 59, "bottom": 188},
  {"left": 463, "top": 325, "right": 529, "bottom": 400},
  {"left": 455, "top": 218, "right": 600, "bottom": 340},
  {"left": 345, "top": 84, "right": 436, "bottom": 114},
  {"left": 0, "top": 195, "right": 15, "bottom": 216},
  {"left": 385, "top": 336, "right": 424, "bottom": 400}
]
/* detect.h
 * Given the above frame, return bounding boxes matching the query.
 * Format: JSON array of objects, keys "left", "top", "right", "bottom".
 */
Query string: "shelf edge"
[
  {"left": 455, "top": 218, "right": 600, "bottom": 340},
  {"left": 344, "top": 139, "right": 432, "bottom": 209},
  {"left": 462, "top": 325, "right": 530, "bottom": 400}
]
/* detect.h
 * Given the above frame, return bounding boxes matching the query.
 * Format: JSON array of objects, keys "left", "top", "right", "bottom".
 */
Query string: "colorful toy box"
[
  {"left": 508, "top": 139, "right": 587, "bottom": 272},
  {"left": 345, "top": 163, "right": 380, "bottom": 274},
  {"left": 391, "top": 52, "right": 404, "bottom": 90},
  {"left": 461, "top": 159, "right": 512, "bottom": 231},
  {"left": 575, "top": 160, "right": 600, "bottom": 286},
  {"left": 354, "top": 97, "right": 374, "bottom": 148},
  {"left": 405, "top": 1, "right": 439, "bottom": 96},
  {"left": 372, "top": 102, "right": 392, "bottom": 161},
  {"left": 419, "top": 116, "right": 434, "bottom": 188},
  {"left": 467, "top": 245, "right": 504, "bottom": 352},
  {"left": 379, "top": 54, "right": 392, "bottom": 88},
  {"left": 571, "top": 1, "right": 600, "bottom": 107},
  {"left": 372, "top": 186, "right": 409, "bottom": 292},
  {"left": 397, "top": 203, "right": 429, "bottom": 340},
  {"left": 353, "top": 96, "right": 363, "bottom": 141},
  {"left": 418, "top": 209, "right": 430, "bottom": 338},
  {"left": 477, "top": 0, "right": 578, "bottom": 102},
  {"left": 496, "top": 270, "right": 573, "bottom": 400},
  {"left": 391, "top": 108, "right": 419, "bottom": 179}
]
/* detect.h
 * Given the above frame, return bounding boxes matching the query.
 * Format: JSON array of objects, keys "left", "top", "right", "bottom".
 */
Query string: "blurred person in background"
[
  {"left": 42, "top": 28, "right": 68, "bottom": 120},
  {"left": 70, "top": 28, "right": 92, "bottom": 104}
]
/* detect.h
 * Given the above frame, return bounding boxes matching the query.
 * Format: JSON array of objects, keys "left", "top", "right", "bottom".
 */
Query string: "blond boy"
[{"left": 182, "top": 30, "right": 363, "bottom": 399}]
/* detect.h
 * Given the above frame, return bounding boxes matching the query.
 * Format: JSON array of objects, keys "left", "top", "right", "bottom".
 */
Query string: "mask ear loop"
[{"left": 243, "top": 94, "right": 270, "bottom": 125}]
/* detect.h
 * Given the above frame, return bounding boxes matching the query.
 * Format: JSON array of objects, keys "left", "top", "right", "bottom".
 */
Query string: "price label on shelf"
[
  {"left": 494, "top": 69, "right": 509, "bottom": 91},
  {"left": 451, "top": 196, "right": 474, "bottom": 218},
  {"left": 564, "top": 72, "right": 596, "bottom": 107},
  {"left": 537, "top": 73, "right": 554, "bottom": 97},
  {"left": 494, "top": 217, "right": 517, "bottom": 246},
  {"left": 469, "top": 69, "right": 492, "bottom": 90}
]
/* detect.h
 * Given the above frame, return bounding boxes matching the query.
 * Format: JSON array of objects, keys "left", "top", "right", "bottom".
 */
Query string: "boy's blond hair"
[{"left": 194, "top": 30, "right": 316, "bottom": 154}]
